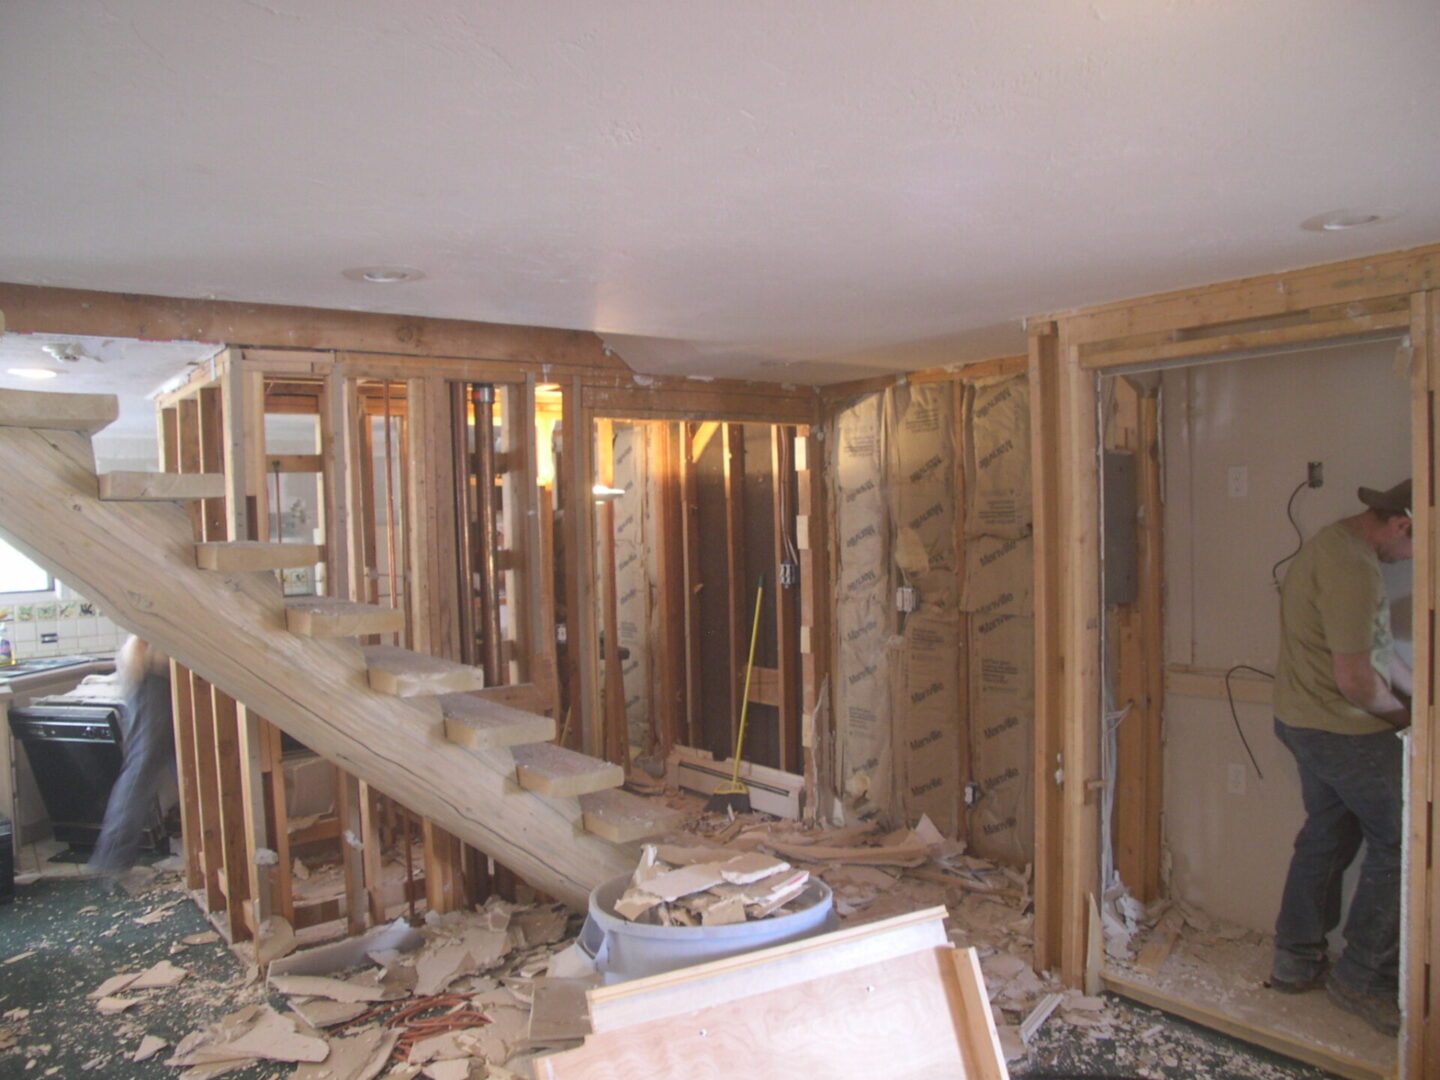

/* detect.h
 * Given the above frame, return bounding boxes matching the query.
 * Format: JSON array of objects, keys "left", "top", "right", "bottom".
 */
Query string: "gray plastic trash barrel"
[{"left": 578, "top": 872, "right": 839, "bottom": 985}]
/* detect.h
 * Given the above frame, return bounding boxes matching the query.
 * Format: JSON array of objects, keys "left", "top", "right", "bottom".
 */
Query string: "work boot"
[
  {"left": 1325, "top": 972, "right": 1400, "bottom": 1036},
  {"left": 1269, "top": 955, "right": 1328, "bottom": 994}
]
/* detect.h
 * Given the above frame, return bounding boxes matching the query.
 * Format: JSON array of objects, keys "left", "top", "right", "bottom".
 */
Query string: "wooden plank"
[
  {"left": 1050, "top": 241, "right": 1440, "bottom": 346},
  {"left": 318, "top": 368, "right": 352, "bottom": 599},
  {"left": 907, "top": 354, "right": 1030, "bottom": 385},
  {"left": 0, "top": 281, "right": 625, "bottom": 369},
  {"left": 1406, "top": 287, "right": 1438, "bottom": 1080},
  {"left": 1163, "top": 665, "right": 1274, "bottom": 705},
  {"left": 1136, "top": 392, "right": 1165, "bottom": 905},
  {"left": 218, "top": 350, "right": 252, "bottom": 541},
  {"left": 951, "top": 382, "right": 970, "bottom": 843},
  {"left": 943, "top": 946, "right": 1010, "bottom": 1080},
  {"left": 1080, "top": 308, "right": 1411, "bottom": 370},
  {"left": 169, "top": 660, "right": 203, "bottom": 891},
  {"left": 1103, "top": 973, "right": 1386, "bottom": 1080},
  {"left": 195, "top": 541, "right": 324, "bottom": 572},
  {"left": 652, "top": 422, "right": 686, "bottom": 759},
  {"left": 99, "top": 471, "right": 226, "bottom": 501},
  {"left": 772, "top": 426, "right": 799, "bottom": 772},
  {"left": 1026, "top": 323, "right": 1064, "bottom": 974},
  {"left": 535, "top": 944, "right": 998, "bottom": 1080},
  {"left": 1058, "top": 336, "right": 1102, "bottom": 988},
  {"left": 578, "top": 788, "right": 686, "bottom": 843},
  {"left": 596, "top": 418, "right": 627, "bottom": 769},
  {"left": 260, "top": 718, "right": 294, "bottom": 925},
  {"left": 333, "top": 769, "right": 367, "bottom": 935},
  {"left": 582, "top": 385, "right": 818, "bottom": 425},
  {"left": 285, "top": 598, "right": 407, "bottom": 638},
  {"left": 568, "top": 384, "right": 602, "bottom": 758},
  {"left": 362, "top": 644, "right": 485, "bottom": 697},
  {"left": 265, "top": 454, "right": 323, "bottom": 473},
  {"left": 196, "top": 385, "right": 228, "bottom": 542},
  {"left": 723, "top": 424, "right": 748, "bottom": 754},
  {"left": 0, "top": 418, "right": 640, "bottom": 910},
  {"left": 188, "top": 672, "right": 226, "bottom": 914},
  {"left": 423, "top": 820, "right": 463, "bottom": 915},
  {"left": 795, "top": 426, "right": 831, "bottom": 823},
  {"left": 512, "top": 742, "right": 624, "bottom": 797},
  {"left": 585, "top": 907, "right": 949, "bottom": 1034},
  {"left": 176, "top": 395, "right": 206, "bottom": 539},
  {"left": 441, "top": 692, "right": 556, "bottom": 750},
  {"left": 0, "top": 387, "right": 117, "bottom": 434},
  {"left": 680, "top": 424, "right": 704, "bottom": 748}
]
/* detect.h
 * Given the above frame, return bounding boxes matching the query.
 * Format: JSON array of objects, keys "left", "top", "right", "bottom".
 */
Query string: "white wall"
[{"left": 1155, "top": 338, "right": 1411, "bottom": 933}]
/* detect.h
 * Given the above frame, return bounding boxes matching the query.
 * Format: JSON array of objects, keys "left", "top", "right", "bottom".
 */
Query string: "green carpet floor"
[{"left": 0, "top": 872, "right": 1348, "bottom": 1079}]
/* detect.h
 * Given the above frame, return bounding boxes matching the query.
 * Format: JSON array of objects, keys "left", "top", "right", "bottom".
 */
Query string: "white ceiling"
[{"left": 2, "top": 1, "right": 1438, "bottom": 386}]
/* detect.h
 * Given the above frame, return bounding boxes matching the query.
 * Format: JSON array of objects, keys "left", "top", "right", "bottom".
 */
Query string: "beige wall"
[{"left": 1155, "top": 338, "right": 1411, "bottom": 932}]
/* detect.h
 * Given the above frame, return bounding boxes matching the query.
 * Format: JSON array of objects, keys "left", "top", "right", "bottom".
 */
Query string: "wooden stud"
[
  {"left": 772, "top": 426, "right": 800, "bottom": 773},
  {"left": 680, "top": 423, "right": 705, "bottom": 749},
  {"left": 319, "top": 366, "right": 352, "bottom": 599},
  {"left": 335, "top": 769, "right": 368, "bottom": 936},
  {"left": 197, "top": 386, "right": 228, "bottom": 542},
  {"left": 260, "top": 717, "right": 294, "bottom": 926},
  {"left": 723, "top": 424, "right": 748, "bottom": 753},
  {"left": 1027, "top": 322, "right": 1065, "bottom": 975},
  {"left": 652, "top": 423, "right": 686, "bottom": 760},
  {"left": 595, "top": 418, "right": 627, "bottom": 768},
  {"left": 169, "top": 661, "right": 202, "bottom": 891},
  {"left": 188, "top": 672, "right": 226, "bottom": 915},
  {"left": 951, "top": 382, "right": 971, "bottom": 843}
]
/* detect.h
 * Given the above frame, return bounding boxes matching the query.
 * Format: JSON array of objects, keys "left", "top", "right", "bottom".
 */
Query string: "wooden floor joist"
[{"left": 99, "top": 471, "right": 227, "bottom": 501}]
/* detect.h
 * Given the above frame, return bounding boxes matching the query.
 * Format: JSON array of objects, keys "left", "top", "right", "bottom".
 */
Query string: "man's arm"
[{"left": 1333, "top": 651, "right": 1410, "bottom": 730}]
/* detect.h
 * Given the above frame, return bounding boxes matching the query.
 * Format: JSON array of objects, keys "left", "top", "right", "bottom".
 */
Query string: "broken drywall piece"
[
  {"left": 509, "top": 905, "right": 569, "bottom": 950},
  {"left": 1019, "top": 992, "right": 1063, "bottom": 1044},
  {"left": 700, "top": 894, "right": 747, "bottom": 926},
  {"left": 613, "top": 888, "right": 662, "bottom": 921},
  {"left": 96, "top": 996, "right": 142, "bottom": 1015},
  {"left": 269, "top": 916, "right": 423, "bottom": 979},
  {"left": 170, "top": 1004, "right": 329, "bottom": 1067},
  {"left": 269, "top": 974, "right": 395, "bottom": 1003},
  {"left": 652, "top": 844, "right": 727, "bottom": 866},
  {"left": 716, "top": 853, "right": 790, "bottom": 885},
  {"left": 133, "top": 1034, "right": 169, "bottom": 1062},
  {"left": 255, "top": 915, "right": 298, "bottom": 968},
  {"left": 290, "top": 1026, "right": 397, "bottom": 1080},
  {"left": 289, "top": 998, "right": 371, "bottom": 1028},
  {"left": 637, "top": 862, "right": 729, "bottom": 902},
  {"left": 422, "top": 1061, "right": 474, "bottom": 1080},
  {"left": 414, "top": 942, "right": 474, "bottom": 998},
  {"left": 130, "top": 959, "right": 189, "bottom": 990},
  {"left": 183, "top": 931, "right": 221, "bottom": 947},
  {"left": 528, "top": 976, "right": 599, "bottom": 1045},
  {"left": 133, "top": 898, "right": 183, "bottom": 925},
  {"left": 89, "top": 971, "right": 142, "bottom": 999}
]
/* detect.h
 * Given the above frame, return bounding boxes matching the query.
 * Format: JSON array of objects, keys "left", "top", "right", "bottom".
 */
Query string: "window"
[{"left": 0, "top": 536, "right": 54, "bottom": 594}]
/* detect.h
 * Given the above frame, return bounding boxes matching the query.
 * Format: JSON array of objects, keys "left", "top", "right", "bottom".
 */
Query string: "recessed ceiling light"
[
  {"left": 342, "top": 265, "right": 426, "bottom": 284},
  {"left": 1301, "top": 208, "right": 1400, "bottom": 233},
  {"left": 8, "top": 367, "right": 59, "bottom": 380}
]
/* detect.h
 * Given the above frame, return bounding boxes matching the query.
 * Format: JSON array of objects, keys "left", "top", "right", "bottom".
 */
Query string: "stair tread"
[
  {"left": 0, "top": 387, "right": 117, "bottom": 435},
  {"left": 512, "top": 742, "right": 624, "bottom": 798},
  {"left": 195, "top": 541, "right": 324, "bottom": 572},
  {"left": 362, "top": 644, "right": 486, "bottom": 697},
  {"left": 579, "top": 788, "right": 686, "bottom": 843},
  {"left": 285, "top": 598, "right": 406, "bottom": 638},
  {"left": 441, "top": 692, "right": 555, "bottom": 750},
  {"left": 99, "top": 471, "right": 225, "bottom": 501}
]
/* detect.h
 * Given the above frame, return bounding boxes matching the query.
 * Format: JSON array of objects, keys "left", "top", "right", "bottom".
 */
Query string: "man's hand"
[{"left": 1333, "top": 650, "right": 1410, "bottom": 730}]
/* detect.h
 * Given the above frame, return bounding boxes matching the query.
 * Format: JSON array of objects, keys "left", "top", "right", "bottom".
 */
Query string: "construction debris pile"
[
  {"left": 99, "top": 896, "right": 588, "bottom": 1080},
  {"left": 612, "top": 845, "right": 810, "bottom": 926}
]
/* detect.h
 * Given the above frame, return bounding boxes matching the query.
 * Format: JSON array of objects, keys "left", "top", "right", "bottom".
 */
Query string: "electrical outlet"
[
  {"left": 1227, "top": 465, "right": 1248, "bottom": 499},
  {"left": 1308, "top": 461, "right": 1324, "bottom": 488},
  {"left": 1227, "top": 763, "right": 1247, "bottom": 795}
]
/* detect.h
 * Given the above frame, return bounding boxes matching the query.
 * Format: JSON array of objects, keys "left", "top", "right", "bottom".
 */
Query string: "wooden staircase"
[{"left": 0, "top": 389, "right": 683, "bottom": 910}]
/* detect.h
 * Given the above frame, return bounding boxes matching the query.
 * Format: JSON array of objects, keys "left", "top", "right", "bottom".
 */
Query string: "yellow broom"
[{"left": 706, "top": 574, "right": 765, "bottom": 814}]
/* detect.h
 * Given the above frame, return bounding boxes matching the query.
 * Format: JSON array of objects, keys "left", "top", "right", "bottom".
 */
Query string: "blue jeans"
[{"left": 1272, "top": 719, "right": 1403, "bottom": 997}]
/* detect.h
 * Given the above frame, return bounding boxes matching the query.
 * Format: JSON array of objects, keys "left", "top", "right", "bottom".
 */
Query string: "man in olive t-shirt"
[{"left": 1270, "top": 479, "right": 1413, "bottom": 1036}]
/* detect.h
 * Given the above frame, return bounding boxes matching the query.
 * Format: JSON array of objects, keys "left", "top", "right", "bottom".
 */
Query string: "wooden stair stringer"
[{"left": 0, "top": 424, "right": 632, "bottom": 910}]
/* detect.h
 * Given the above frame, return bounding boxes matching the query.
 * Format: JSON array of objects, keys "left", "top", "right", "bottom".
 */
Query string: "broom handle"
[{"left": 727, "top": 576, "right": 766, "bottom": 787}]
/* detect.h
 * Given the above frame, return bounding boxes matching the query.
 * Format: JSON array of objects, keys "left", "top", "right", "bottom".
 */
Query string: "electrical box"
[{"left": 1102, "top": 451, "right": 1138, "bottom": 605}]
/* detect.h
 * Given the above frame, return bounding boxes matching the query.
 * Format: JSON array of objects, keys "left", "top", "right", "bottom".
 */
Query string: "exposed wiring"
[
  {"left": 1225, "top": 664, "right": 1273, "bottom": 781},
  {"left": 1269, "top": 480, "right": 1309, "bottom": 589}
]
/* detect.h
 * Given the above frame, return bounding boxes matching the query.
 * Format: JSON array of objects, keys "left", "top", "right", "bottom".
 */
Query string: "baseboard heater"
[{"left": 666, "top": 746, "right": 803, "bottom": 819}]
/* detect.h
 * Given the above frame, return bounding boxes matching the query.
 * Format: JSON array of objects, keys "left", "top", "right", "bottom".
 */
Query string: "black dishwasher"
[{"left": 8, "top": 696, "right": 139, "bottom": 847}]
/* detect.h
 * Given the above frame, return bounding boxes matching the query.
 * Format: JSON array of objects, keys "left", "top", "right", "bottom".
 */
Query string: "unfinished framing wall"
[
  {"left": 823, "top": 360, "right": 1028, "bottom": 844},
  {"left": 1032, "top": 243, "right": 1440, "bottom": 1079}
]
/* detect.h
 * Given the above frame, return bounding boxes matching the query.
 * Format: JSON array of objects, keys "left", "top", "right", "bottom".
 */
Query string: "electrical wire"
[
  {"left": 1269, "top": 480, "right": 1309, "bottom": 589},
  {"left": 1225, "top": 664, "right": 1273, "bottom": 781}
]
